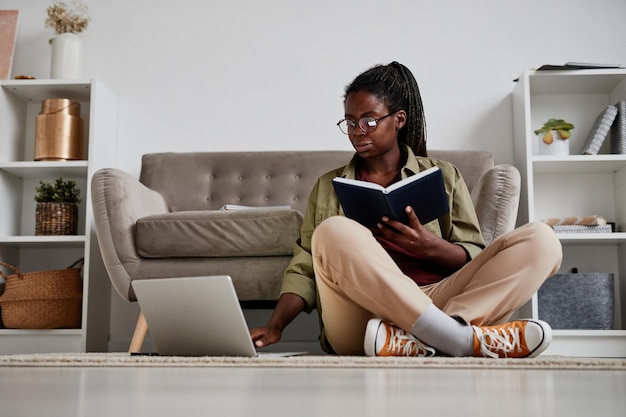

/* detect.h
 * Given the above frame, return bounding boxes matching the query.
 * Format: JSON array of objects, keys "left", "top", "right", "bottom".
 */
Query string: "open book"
[
  {"left": 219, "top": 204, "right": 291, "bottom": 211},
  {"left": 332, "top": 166, "right": 449, "bottom": 228}
]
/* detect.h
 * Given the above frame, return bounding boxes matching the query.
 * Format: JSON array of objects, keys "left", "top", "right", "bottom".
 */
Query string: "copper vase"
[{"left": 35, "top": 98, "right": 84, "bottom": 161}]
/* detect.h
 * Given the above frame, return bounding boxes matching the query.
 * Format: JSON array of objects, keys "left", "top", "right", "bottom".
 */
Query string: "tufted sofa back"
[
  {"left": 140, "top": 151, "right": 354, "bottom": 214},
  {"left": 139, "top": 150, "right": 495, "bottom": 214}
]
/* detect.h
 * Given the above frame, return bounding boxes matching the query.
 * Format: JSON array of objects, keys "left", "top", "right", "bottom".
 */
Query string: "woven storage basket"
[
  {"left": 35, "top": 202, "right": 78, "bottom": 235},
  {"left": 0, "top": 259, "right": 83, "bottom": 329},
  {"left": 538, "top": 272, "right": 614, "bottom": 330}
]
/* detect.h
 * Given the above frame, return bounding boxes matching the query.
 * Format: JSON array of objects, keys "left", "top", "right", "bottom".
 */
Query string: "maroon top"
[{"left": 356, "top": 162, "right": 447, "bottom": 286}]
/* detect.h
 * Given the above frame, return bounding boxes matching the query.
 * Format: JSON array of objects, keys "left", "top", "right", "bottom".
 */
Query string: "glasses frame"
[{"left": 336, "top": 111, "right": 397, "bottom": 135}]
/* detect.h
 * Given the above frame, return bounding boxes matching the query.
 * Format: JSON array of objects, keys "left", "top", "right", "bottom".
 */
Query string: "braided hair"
[{"left": 344, "top": 61, "right": 427, "bottom": 157}]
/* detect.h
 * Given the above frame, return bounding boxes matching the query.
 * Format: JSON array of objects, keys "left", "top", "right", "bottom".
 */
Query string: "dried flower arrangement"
[{"left": 45, "top": 0, "right": 90, "bottom": 35}]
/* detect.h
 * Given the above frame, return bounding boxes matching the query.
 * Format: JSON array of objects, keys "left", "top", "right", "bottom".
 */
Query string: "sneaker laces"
[
  {"left": 386, "top": 325, "right": 436, "bottom": 357},
  {"left": 473, "top": 325, "right": 523, "bottom": 359}
]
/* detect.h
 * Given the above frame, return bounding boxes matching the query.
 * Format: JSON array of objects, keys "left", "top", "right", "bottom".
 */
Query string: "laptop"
[{"left": 132, "top": 275, "right": 306, "bottom": 357}]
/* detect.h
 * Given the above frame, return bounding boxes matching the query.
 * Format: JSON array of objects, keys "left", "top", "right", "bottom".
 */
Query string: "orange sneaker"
[
  {"left": 364, "top": 319, "right": 436, "bottom": 357},
  {"left": 472, "top": 319, "right": 552, "bottom": 358}
]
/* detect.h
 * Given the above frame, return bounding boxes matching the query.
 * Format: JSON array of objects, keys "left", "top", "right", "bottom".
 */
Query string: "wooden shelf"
[
  {"left": 1, "top": 79, "right": 92, "bottom": 102},
  {"left": 532, "top": 155, "right": 626, "bottom": 174},
  {"left": 0, "top": 161, "right": 88, "bottom": 178},
  {"left": 513, "top": 69, "right": 626, "bottom": 357},
  {"left": 528, "top": 70, "right": 626, "bottom": 94},
  {"left": 0, "top": 235, "right": 86, "bottom": 249},
  {"left": 0, "top": 79, "right": 116, "bottom": 354},
  {"left": 556, "top": 233, "right": 626, "bottom": 245}
]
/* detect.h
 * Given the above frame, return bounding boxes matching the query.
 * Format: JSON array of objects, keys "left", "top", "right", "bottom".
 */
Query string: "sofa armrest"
[
  {"left": 470, "top": 164, "right": 521, "bottom": 245},
  {"left": 91, "top": 168, "right": 168, "bottom": 301}
]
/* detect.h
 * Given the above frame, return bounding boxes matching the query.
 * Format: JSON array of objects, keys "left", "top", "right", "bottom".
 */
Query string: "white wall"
[
  {"left": 7, "top": 0, "right": 626, "bottom": 174},
  {"left": 5, "top": 0, "right": 626, "bottom": 351}
]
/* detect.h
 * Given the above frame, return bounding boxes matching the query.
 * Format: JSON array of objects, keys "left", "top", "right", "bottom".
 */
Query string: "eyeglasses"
[{"left": 336, "top": 112, "right": 396, "bottom": 135}]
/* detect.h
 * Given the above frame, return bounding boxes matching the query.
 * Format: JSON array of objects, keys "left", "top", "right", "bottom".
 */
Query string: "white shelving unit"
[
  {"left": 513, "top": 69, "right": 626, "bottom": 357},
  {"left": 0, "top": 79, "right": 116, "bottom": 353}
]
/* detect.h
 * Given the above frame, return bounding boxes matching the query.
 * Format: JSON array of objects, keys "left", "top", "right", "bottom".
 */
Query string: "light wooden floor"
[{"left": 1, "top": 366, "right": 625, "bottom": 417}]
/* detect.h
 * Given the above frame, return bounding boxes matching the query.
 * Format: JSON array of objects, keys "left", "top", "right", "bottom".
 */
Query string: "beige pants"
[{"left": 312, "top": 217, "right": 563, "bottom": 355}]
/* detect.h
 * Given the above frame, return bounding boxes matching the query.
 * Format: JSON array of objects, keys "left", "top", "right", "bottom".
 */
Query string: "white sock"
[{"left": 410, "top": 303, "right": 474, "bottom": 357}]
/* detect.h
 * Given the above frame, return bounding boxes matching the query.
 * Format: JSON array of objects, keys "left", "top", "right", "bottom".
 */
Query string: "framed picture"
[{"left": 0, "top": 10, "right": 20, "bottom": 80}]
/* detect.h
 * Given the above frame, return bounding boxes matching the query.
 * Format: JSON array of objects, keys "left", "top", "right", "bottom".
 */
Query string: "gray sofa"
[{"left": 91, "top": 150, "right": 520, "bottom": 350}]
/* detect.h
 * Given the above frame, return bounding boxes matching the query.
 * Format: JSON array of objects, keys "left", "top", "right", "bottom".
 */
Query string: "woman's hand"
[
  {"left": 377, "top": 206, "right": 468, "bottom": 270},
  {"left": 249, "top": 293, "right": 306, "bottom": 348},
  {"left": 250, "top": 325, "right": 283, "bottom": 348}
]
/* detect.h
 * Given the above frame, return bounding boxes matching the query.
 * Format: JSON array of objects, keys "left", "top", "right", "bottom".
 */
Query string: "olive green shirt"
[{"left": 280, "top": 145, "right": 485, "bottom": 313}]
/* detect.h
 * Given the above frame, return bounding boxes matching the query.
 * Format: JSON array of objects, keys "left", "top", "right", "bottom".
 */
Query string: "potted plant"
[
  {"left": 34, "top": 177, "right": 81, "bottom": 235},
  {"left": 534, "top": 118, "right": 575, "bottom": 156}
]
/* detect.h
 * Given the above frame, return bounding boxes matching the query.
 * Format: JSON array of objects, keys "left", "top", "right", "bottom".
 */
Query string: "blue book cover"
[{"left": 332, "top": 166, "right": 449, "bottom": 228}]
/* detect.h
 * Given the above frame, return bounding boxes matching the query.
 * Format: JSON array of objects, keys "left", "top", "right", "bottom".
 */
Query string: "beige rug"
[{"left": 1, "top": 353, "right": 625, "bottom": 370}]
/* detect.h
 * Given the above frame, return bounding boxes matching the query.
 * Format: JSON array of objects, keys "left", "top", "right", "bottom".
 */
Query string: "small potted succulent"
[
  {"left": 34, "top": 177, "right": 81, "bottom": 235},
  {"left": 534, "top": 118, "right": 575, "bottom": 156}
]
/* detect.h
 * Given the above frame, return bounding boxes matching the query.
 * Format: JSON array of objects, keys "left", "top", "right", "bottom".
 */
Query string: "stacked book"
[
  {"left": 612, "top": 100, "right": 626, "bottom": 154},
  {"left": 581, "top": 100, "right": 626, "bottom": 155},
  {"left": 542, "top": 215, "right": 613, "bottom": 234}
]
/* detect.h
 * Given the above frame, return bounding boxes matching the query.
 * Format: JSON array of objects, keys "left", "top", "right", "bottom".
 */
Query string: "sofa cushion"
[
  {"left": 136, "top": 209, "right": 303, "bottom": 258},
  {"left": 470, "top": 164, "right": 521, "bottom": 245}
]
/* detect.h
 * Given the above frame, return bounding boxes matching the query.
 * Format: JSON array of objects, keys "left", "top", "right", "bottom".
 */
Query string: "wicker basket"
[
  {"left": 35, "top": 202, "right": 78, "bottom": 235},
  {"left": 0, "top": 259, "right": 83, "bottom": 329},
  {"left": 538, "top": 272, "right": 614, "bottom": 330}
]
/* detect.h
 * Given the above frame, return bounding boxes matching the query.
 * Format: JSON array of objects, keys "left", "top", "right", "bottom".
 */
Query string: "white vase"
[
  {"left": 50, "top": 33, "right": 83, "bottom": 79},
  {"left": 538, "top": 131, "right": 570, "bottom": 156}
]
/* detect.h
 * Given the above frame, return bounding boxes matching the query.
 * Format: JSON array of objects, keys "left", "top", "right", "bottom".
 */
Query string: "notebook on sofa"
[{"left": 132, "top": 275, "right": 306, "bottom": 357}]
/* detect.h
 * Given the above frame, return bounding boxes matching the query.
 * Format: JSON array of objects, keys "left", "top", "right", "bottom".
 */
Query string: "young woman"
[{"left": 250, "top": 61, "right": 562, "bottom": 358}]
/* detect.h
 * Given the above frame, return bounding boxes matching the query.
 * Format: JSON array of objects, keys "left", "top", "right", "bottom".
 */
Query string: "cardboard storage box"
[{"left": 537, "top": 273, "right": 614, "bottom": 330}]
